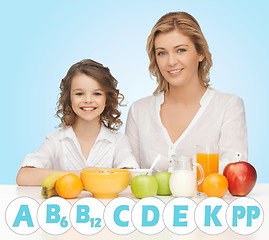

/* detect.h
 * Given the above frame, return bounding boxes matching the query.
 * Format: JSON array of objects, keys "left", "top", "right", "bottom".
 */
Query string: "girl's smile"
[
  {"left": 80, "top": 106, "right": 97, "bottom": 111},
  {"left": 70, "top": 74, "right": 106, "bottom": 124}
]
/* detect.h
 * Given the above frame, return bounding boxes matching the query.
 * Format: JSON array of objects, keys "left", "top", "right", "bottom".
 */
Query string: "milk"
[{"left": 169, "top": 170, "right": 196, "bottom": 197}]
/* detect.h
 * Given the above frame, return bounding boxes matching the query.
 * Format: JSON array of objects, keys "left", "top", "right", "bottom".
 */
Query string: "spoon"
[{"left": 146, "top": 154, "right": 161, "bottom": 175}]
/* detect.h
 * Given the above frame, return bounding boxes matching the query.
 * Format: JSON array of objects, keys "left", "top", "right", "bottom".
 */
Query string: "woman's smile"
[
  {"left": 155, "top": 30, "right": 204, "bottom": 88},
  {"left": 168, "top": 68, "right": 184, "bottom": 76}
]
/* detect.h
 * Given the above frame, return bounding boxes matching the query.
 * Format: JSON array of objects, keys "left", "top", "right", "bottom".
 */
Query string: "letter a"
[{"left": 13, "top": 205, "right": 34, "bottom": 227}]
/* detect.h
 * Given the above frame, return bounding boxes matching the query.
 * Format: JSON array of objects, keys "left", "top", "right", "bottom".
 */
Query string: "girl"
[
  {"left": 17, "top": 59, "right": 139, "bottom": 186},
  {"left": 125, "top": 12, "right": 248, "bottom": 173}
]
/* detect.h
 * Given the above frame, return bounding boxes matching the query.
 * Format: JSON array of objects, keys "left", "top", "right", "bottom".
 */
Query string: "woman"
[{"left": 125, "top": 12, "right": 247, "bottom": 173}]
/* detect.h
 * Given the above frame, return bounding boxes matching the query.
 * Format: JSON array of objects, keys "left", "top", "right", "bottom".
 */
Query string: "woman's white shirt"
[
  {"left": 21, "top": 125, "right": 139, "bottom": 170},
  {"left": 125, "top": 88, "right": 248, "bottom": 173}
]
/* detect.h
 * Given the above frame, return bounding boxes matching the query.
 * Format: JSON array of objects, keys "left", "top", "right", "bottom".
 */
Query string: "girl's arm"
[
  {"left": 17, "top": 132, "right": 76, "bottom": 186},
  {"left": 16, "top": 166, "right": 81, "bottom": 186}
]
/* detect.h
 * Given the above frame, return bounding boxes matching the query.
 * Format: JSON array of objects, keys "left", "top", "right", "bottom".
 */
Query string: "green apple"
[
  {"left": 131, "top": 175, "right": 158, "bottom": 199},
  {"left": 154, "top": 172, "right": 172, "bottom": 195}
]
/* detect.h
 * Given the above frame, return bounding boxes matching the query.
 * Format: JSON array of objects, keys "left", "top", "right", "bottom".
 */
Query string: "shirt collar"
[
  {"left": 96, "top": 125, "right": 116, "bottom": 143},
  {"left": 200, "top": 88, "right": 214, "bottom": 105},
  {"left": 155, "top": 87, "right": 214, "bottom": 109},
  {"left": 59, "top": 126, "right": 76, "bottom": 140},
  {"left": 59, "top": 125, "right": 115, "bottom": 143}
]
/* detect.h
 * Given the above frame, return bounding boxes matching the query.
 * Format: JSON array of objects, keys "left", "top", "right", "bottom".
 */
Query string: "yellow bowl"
[{"left": 80, "top": 168, "right": 130, "bottom": 198}]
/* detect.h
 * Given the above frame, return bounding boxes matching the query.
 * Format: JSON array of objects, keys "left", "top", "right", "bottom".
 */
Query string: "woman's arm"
[
  {"left": 16, "top": 166, "right": 81, "bottom": 186},
  {"left": 125, "top": 104, "right": 141, "bottom": 166},
  {"left": 219, "top": 95, "right": 248, "bottom": 172},
  {"left": 113, "top": 133, "right": 139, "bottom": 169}
]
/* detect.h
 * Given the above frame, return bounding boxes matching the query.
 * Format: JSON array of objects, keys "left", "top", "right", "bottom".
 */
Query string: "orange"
[
  {"left": 55, "top": 173, "right": 83, "bottom": 199},
  {"left": 203, "top": 173, "right": 228, "bottom": 198}
]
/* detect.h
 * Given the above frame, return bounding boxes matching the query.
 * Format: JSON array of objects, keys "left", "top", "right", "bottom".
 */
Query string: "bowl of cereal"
[{"left": 80, "top": 168, "right": 130, "bottom": 198}]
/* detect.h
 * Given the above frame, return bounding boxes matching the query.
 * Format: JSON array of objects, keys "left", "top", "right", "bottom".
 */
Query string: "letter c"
[{"left": 114, "top": 205, "right": 129, "bottom": 227}]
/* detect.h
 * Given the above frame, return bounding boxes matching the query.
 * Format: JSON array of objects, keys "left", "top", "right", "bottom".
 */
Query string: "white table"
[{"left": 1, "top": 184, "right": 268, "bottom": 239}]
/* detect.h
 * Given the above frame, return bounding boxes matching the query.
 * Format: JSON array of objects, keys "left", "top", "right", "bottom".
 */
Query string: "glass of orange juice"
[{"left": 196, "top": 145, "right": 219, "bottom": 194}]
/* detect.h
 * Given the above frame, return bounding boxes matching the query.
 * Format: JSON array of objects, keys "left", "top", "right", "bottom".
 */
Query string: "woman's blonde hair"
[
  {"left": 147, "top": 12, "right": 212, "bottom": 94},
  {"left": 56, "top": 59, "right": 124, "bottom": 131}
]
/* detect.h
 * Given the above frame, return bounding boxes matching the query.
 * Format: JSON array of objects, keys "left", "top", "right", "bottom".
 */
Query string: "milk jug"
[{"left": 169, "top": 156, "right": 204, "bottom": 197}]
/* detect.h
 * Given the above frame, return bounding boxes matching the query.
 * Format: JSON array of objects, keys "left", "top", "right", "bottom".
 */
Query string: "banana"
[
  {"left": 41, "top": 188, "right": 58, "bottom": 199},
  {"left": 41, "top": 171, "right": 67, "bottom": 191}
]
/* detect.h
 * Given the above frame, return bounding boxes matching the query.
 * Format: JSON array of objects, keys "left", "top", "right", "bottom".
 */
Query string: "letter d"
[{"left": 142, "top": 205, "right": 159, "bottom": 227}]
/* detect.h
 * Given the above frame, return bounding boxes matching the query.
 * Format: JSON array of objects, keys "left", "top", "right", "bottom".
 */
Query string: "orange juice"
[{"left": 196, "top": 153, "right": 219, "bottom": 192}]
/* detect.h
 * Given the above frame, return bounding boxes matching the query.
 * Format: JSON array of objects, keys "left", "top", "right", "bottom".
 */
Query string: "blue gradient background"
[{"left": 1, "top": 1, "right": 268, "bottom": 184}]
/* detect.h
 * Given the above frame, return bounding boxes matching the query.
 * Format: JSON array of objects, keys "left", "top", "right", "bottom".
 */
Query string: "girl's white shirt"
[
  {"left": 21, "top": 125, "right": 139, "bottom": 170},
  {"left": 125, "top": 88, "right": 248, "bottom": 173}
]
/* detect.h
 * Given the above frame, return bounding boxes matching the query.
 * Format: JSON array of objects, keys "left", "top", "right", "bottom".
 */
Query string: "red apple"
[{"left": 223, "top": 161, "right": 257, "bottom": 196}]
